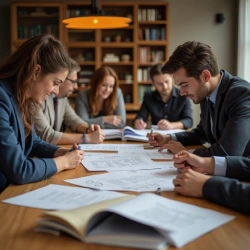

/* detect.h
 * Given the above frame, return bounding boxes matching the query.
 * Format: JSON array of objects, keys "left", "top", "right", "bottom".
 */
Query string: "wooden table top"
[{"left": 0, "top": 141, "right": 250, "bottom": 250}]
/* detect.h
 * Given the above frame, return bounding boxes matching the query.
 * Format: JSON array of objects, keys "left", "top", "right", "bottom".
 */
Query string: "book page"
[
  {"left": 39, "top": 195, "right": 134, "bottom": 237},
  {"left": 85, "top": 213, "right": 168, "bottom": 250},
  {"left": 102, "top": 129, "right": 122, "bottom": 140},
  {"left": 65, "top": 167, "right": 178, "bottom": 192},
  {"left": 103, "top": 193, "right": 234, "bottom": 248},
  {"left": 2, "top": 184, "right": 127, "bottom": 210}
]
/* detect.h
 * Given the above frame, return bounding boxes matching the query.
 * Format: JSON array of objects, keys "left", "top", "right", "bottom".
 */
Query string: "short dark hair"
[
  {"left": 149, "top": 63, "right": 164, "bottom": 80},
  {"left": 162, "top": 41, "right": 219, "bottom": 80},
  {"left": 68, "top": 58, "right": 81, "bottom": 77}
]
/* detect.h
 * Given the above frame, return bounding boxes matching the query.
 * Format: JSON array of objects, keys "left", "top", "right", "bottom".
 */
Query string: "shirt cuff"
[
  {"left": 169, "top": 133, "right": 177, "bottom": 141},
  {"left": 213, "top": 156, "right": 227, "bottom": 176}
]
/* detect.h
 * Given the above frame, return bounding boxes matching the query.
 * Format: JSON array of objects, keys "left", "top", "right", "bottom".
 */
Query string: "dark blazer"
[
  {"left": 175, "top": 70, "right": 250, "bottom": 157},
  {"left": 134, "top": 87, "right": 193, "bottom": 129},
  {"left": 0, "top": 80, "right": 59, "bottom": 192},
  {"left": 203, "top": 176, "right": 250, "bottom": 215}
]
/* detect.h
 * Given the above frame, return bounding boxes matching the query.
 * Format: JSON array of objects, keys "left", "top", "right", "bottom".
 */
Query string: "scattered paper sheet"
[
  {"left": 79, "top": 144, "right": 145, "bottom": 152},
  {"left": 118, "top": 148, "right": 174, "bottom": 160},
  {"left": 65, "top": 166, "right": 178, "bottom": 192},
  {"left": 2, "top": 184, "right": 127, "bottom": 210},
  {"left": 81, "top": 154, "right": 159, "bottom": 172}
]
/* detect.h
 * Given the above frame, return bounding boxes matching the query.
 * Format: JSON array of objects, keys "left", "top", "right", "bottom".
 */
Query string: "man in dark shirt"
[{"left": 133, "top": 63, "right": 193, "bottom": 130}]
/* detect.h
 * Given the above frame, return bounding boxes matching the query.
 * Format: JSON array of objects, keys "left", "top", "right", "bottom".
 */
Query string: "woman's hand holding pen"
[
  {"left": 54, "top": 145, "right": 84, "bottom": 173},
  {"left": 173, "top": 150, "right": 215, "bottom": 174}
]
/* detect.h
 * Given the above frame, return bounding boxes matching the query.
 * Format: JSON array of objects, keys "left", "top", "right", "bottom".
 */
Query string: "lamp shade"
[{"left": 62, "top": 15, "right": 131, "bottom": 29}]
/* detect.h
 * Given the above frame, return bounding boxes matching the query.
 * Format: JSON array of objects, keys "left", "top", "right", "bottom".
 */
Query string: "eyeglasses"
[{"left": 66, "top": 78, "right": 78, "bottom": 85}]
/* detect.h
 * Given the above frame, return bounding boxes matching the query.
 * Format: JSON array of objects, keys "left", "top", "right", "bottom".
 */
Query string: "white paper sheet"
[
  {"left": 79, "top": 144, "right": 145, "bottom": 152},
  {"left": 65, "top": 166, "right": 178, "bottom": 192},
  {"left": 2, "top": 184, "right": 127, "bottom": 210},
  {"left": 118, "top": 148, "right": 174, "bottom": 160},
  {"left": 81, "top": 154, "right": 158, "bottom": 171}
]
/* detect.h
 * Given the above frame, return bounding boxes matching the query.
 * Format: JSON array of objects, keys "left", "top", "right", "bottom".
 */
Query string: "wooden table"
[{"left": 1, "top": 142, "right": 250, "bottom": 250}]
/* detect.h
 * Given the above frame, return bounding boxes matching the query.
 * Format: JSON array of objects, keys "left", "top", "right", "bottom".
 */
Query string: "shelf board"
[
  {"left": 125, "top": 103, "right": 140, "bottom": 110},
  {"left": 138, "top": 41, "right": 167, "bottom": 45},
  {"left": 102, "top": 61, "right": 134, "bottom": 66},
  {"left": 138, "top": 21, "right": 167, "bottom": 25}
]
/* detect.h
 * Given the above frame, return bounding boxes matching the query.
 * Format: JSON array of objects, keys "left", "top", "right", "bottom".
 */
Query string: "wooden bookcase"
[
  {"left": 10, "top": 2, "right": 63, "bottom": 52},
  {"left": 11, "top": 1, "right": 169, "bottom": 120}
]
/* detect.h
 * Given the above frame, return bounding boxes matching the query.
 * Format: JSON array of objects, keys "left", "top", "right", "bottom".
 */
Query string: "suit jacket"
[
  {"left": 0, "top": 80, "right": 59, "bottom": 193},
  {"left": 75, "top": 88, "right": 126, "bottom": 129},
  {"left": 175, "top": 70, "right": 250, "bottom": 157},
  {"left": 203, "top": 176, "right": 250, "bottom": 215},
  {"left": 34, "top": 96, "right": 86, "bottom": 144},
  {"left": 134, "top": 88, "right": 193, "bottom": 128}
]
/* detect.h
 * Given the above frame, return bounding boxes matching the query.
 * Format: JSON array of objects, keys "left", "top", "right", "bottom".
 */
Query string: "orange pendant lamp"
[{"left": 62, "top": 0, "right": 132, "bottom": 29}]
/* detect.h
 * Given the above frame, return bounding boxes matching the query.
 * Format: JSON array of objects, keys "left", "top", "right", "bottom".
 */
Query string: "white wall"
[{"left": 166, "top": 0, "right": 238, "bottom": 128}]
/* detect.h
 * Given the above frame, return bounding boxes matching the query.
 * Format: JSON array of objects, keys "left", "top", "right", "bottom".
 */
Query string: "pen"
[
  {"left": 151, "top": 129, "right": 153, "bottom": 134},
  {"left": 69, "top": 145, "right": 81, "bottom": 152},
  {"left": 156, "top": 187, "right": 161, "bottom": 195}
]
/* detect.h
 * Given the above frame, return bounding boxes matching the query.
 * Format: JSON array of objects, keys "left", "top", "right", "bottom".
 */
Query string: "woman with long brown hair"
[
  {"left": 75, "top": 66, "right": 126, "bottom": 128},
  {"left": 0, "top": 34, "right": 84, "bottom": 192}
]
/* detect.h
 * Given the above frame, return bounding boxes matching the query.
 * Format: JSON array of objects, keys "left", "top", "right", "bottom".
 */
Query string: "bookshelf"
[
  {"left": 10, "top": 2, "right": 63, "bottom": 52},
  {"left": 11, "top": 2, "right": 169, "bottom": 119}
]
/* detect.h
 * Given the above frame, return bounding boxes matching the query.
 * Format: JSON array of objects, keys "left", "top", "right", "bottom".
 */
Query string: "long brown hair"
[
  {"left": 89, "top": 66, "right": 118, "bottom": 116},
  {"left": 0, "top": 34, "right": 70, "bottom": 137}
]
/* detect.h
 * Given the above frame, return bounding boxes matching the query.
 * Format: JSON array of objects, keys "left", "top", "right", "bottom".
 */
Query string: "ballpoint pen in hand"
[{"left": 69, "top": 145, "right": 81, "bottom": 152}]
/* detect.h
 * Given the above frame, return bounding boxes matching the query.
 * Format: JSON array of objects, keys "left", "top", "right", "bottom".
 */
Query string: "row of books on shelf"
[
  {"left": 137, "top": 67, "right": 151, "bottom": 82},
  {"left": 66, "top": 9, "right": 91, "bottom": 17},
  {"left": 138, "top": 84, "right": 154, "bottom": 103},
  {"left": 138, "top": 27, "right": 165, "bottom": 41},
  {"left": 18, "top": 24, "right": 58, "bottom": 39},
  {"left": 138, "top": 47, "right": 164, "bottom": 63},
  {"left": 138, "top": 8, "right": 164, "bottom": 21},
  {"left": 78, "top": 70, "right": 94, "bottom": 87}
]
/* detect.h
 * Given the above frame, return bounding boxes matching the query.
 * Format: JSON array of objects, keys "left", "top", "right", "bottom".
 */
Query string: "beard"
[{"left": 189, "top": 81, "right": 209, "bottom": 104}]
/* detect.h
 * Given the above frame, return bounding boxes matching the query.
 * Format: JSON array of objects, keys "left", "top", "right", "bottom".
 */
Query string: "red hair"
[{"left": 89, "top": 66, "right": 119, "bottom": 116}]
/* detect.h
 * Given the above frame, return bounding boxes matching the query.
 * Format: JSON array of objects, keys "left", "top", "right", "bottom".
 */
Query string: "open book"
[
  {"left": 36, "top": 193, "right": 234, "bottom": 250},
  {"left": 103, "top": 126, "right": 148, "bottom": 142},
  {"left": 103, "top": 126, "right": 184, "bottom": 142}
]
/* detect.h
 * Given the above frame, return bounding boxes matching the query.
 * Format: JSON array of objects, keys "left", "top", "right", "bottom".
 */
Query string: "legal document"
[{"left": 2, "top": 184, "right": 127, "bottom": 210}]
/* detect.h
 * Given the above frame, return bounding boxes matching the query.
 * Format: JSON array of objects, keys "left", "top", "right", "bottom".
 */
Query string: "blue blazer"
[{"left": 0, "top": 80, "right": 59, "bottom": 192}]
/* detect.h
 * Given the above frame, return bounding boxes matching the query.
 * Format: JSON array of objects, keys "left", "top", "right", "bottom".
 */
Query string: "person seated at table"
[
  {"left": 148, "top": 41, "right": 250, "bottom": 157},
  {"left": 34, "top": 58, "right": 104, "bottom": 145},
  {"left": 75, "top": 66, "right": 126, "bottom": 129},
  {"left": 133, "top": 63, "right": 193, "bottom": 130},
  {"left": 0, "top": 34, "right": 84, "bottom": 193},
  {"left": 172, "top": 150, "right": 250, "bottom": 215}
]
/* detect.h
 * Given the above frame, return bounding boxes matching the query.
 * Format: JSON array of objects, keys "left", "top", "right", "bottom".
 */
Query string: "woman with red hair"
[{"left": 76, "top": 66, "right": 126, "bottom": 128}]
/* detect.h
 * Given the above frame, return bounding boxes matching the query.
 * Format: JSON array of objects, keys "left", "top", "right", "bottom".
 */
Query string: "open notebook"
[{"left": 103, "top": 126, "right": 184, "bottom": 142}]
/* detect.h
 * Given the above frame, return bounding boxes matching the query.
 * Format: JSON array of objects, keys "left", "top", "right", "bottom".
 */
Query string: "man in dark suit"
[
  {"left": 133, "top": 63, "right": 193, "bottom": 130},
  {"left": 172, "top": 150, "right": 250, "bottom": 215},
  {"left": 148, "top": 41, "right": 250, "bottom": 157}
]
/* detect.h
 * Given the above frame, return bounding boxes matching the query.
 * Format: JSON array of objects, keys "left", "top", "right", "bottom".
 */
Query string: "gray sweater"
[{"left": 75, "top": 88, "right": 126, "bottom": 129}]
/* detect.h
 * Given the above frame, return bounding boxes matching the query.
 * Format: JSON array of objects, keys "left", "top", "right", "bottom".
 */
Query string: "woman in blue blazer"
[{"left": 0, "top": 34, "right": 84, "bottom": 192}]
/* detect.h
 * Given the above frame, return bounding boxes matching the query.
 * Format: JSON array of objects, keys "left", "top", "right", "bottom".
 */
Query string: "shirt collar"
[{"left": 208, "top": 71, "right": 224, "bottom": 104}]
